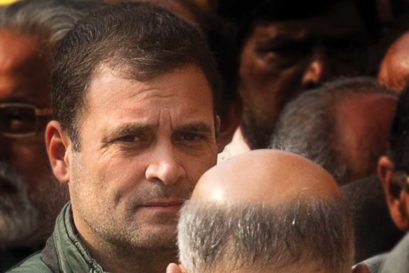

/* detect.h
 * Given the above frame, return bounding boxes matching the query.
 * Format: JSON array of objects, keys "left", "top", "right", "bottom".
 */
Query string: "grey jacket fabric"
[
  {"left": 362, "top": 232, "right": 409, "bottom": 273},
  {"left": 7, "top": 203, "right": 107, "bottom": 273}
]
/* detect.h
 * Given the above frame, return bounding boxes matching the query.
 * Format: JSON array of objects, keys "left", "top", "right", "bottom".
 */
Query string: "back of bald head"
[
  {"left": 178, "top": 150, "right": 353, "bottom": 273},
  {"left": 378, "top": 32, "right": 409, "bottom": 93},
  {"left": 192, "top": 150, "right": 340, "bottom": 205}
]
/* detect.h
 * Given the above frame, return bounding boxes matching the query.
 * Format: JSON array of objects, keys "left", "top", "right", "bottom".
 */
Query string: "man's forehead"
[
  {"left": 87, "top": 64, "right": 212, "bottom": 100},
  {"left": 250, "top": 1, "right": 365, "bottom": 41},
  {"left": 81, "top": 64, "right": 215, "bottom": 126},
  {"left": 105, "top": 120, "right": 214, "bottom": 139},
  {"left": 0, "top": 30, "right": 45, "bottom": 72},
  {"left": 0, "top": 30, "right": 51, "bottom": 105}
]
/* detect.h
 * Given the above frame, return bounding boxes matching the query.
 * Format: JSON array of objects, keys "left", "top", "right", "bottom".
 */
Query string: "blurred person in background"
[
  {"left": 271, "top": 78, "right": 401, "bottom": 262},
  {"left": 356, "top": 87, "right": 409, "bottom": 272},
  {"left": 271, "top": 77, "right": 396, "bottom": 185},
  {"left": 0, "top": 0, "right": 94, "bottom": 271},
  {"left": 216, "top": 0, "right": 375, "bottom": 151},
  {"left": 342, "top": 176, "right": 403, "bottom": 262},
  {"left": 378, "top": 31, "right": 409, "bottom": 93}
]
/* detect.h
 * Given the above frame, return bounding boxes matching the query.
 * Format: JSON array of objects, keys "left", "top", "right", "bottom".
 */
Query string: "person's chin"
[{"left": 133, "top": 223, "right": 178, "bottom": 249}]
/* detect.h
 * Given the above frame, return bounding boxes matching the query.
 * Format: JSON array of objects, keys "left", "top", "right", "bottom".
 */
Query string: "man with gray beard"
[
  {"left": 0, "top": 0, "right": 89, "bottom": 271},
  {"left": 0, "top": 163, "right": 37, "bottom": 243}
]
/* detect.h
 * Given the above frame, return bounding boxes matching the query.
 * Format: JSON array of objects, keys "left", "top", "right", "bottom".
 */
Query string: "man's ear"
[
  {"left": 166, "top": 263, "right": 185, "bottom": 273},
  {"left": 45, "top": 120, "right": 71, "bottom": 184},
  {"left": 216, "top": 100, "right": 242, "bottom": 153},
  {"left": 378, "top": 156, "right": 409, "bottom": 230}
]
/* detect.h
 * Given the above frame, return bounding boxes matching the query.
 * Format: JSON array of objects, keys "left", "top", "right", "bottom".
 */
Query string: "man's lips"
[{"left": 138, "top": 200, "right": 184, "bottom": 215}]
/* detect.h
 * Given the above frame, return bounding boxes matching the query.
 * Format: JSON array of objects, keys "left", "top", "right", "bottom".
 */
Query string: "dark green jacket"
[
  {"left": 7, "top": 203, "right": 107, "bottom": 273},
  {"left": 0, "top": 246, "right": 42, "bottom": 272}
]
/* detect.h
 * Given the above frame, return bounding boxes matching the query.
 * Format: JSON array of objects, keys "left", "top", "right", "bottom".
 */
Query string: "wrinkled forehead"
[{"left": 80, "top": 63, "right": 215, "bottom": 120}]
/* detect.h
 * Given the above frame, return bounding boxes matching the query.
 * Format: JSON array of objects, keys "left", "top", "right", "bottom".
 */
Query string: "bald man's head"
[
  {"left": 178, "top": 150, "right": 354, "bottom": 273},
  {"left": 378, "top": 32, "right": 409, "bottom": 93},
  {"left": 192, "top": 150, "right": 340, "bottom": 205}
]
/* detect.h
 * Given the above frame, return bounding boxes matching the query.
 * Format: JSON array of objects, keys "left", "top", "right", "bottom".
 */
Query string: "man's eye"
[
  {"left": 111, "top": 134, "right": 152, "bottom": 153},
  {"left": 1, "top": 110, "right": 35, "bottom": 134},
  {"left": 257, "top": 43, "right": 310, "bottom": 68},
  {"left": 181, "top": 133, "right": 203, "bottom": 141},
  {"left": 175, "top": 132, "right": 206, "bottom": 143},
  {"left": 116, "top": 134, "right": 147, "bottom": 143}
]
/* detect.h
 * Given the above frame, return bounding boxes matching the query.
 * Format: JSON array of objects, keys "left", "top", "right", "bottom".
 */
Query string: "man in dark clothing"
[{"left": 356, "top": 86, "right": 409, "bottom": 272}]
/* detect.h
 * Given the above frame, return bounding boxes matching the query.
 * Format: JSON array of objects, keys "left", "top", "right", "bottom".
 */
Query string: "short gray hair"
[
  {"left": 270, "top": 77, "right": 396, "bottom": 184},
  {"left": 0, "top": 0, "right": 88, "bottom": 46},
  {"left": 178, "top": 196, "right": 354, "bottom": 273}
]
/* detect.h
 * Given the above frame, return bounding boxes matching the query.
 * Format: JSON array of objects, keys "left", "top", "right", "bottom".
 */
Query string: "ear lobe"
[
  {"left": 395, "top": 192, "right": 409, "bottom": 230},
  {"left": 378, "top": 156, "right": 409, "bottom": 231},
  {"left": 378, "top": 156, "right": 394, "bottom": 194},
  {"left": 45, "top": 120, "right": 71, "bottom": 184}
]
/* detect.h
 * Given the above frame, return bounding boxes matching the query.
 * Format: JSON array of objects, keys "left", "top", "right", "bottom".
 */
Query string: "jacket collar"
[{"left": 42, "top": 203, "right": 107, "bottom": 273}]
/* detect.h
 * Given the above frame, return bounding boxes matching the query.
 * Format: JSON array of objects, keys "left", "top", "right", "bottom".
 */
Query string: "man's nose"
[
  {"left": 145, "top": 143, "right": 185, "bottom": 185},
  {"left": 301, "top": 44, "right": 329, "bottom": 89}
]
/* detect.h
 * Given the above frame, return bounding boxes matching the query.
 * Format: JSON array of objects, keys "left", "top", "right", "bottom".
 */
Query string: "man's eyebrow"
[
  {"left": 103, "top": 123, "right": 154, "bottom": 142},
  {"left": 175, "top": 122, "right": 213, "bottom": 134},
  {"left": 259, "top": 35, "right": 312, "bottom": 47}
]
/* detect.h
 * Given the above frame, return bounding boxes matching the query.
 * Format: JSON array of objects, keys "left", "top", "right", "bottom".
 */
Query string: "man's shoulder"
[
  {"left": 6, "top": 253, "right": 53, "bottom": 273},
  {"left": 359, "top": 253, "right": 387, "bottom": 273},
  {"left": 358, "top": 233, "right": 409, "bottom": 273}
]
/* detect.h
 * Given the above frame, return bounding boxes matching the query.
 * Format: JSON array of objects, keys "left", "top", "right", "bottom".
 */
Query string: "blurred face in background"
[
  {"left": 239, "top": 1, "right": 369, "bottom": 148},
  {"left": 0, "top": 30, "right": 67, "bottom": 247}
]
